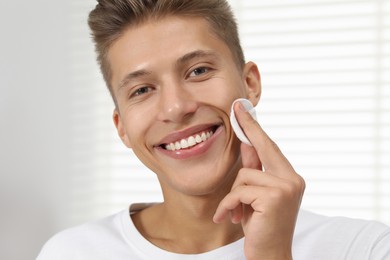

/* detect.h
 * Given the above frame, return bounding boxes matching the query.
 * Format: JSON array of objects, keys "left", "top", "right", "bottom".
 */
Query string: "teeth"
[
  {"left": 188, "top": 136, "right": 196, "bottom": 146},
  {"left": 175, "top": 142, "right": 180, "bottom": 150},
  {"left": 180, "top": 139, "right": 189, "bottom": 149},
  {"left": 165, "top": 130, "right": 214, "bottom": 151}
]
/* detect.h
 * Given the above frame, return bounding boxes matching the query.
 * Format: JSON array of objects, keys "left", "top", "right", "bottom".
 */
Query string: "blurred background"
[{"left": 0, "top": 0, "right": 389, "bottom": 259}]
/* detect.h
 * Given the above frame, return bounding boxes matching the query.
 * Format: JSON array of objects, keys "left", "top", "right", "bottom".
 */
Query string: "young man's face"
[{"left": 109, "top": 16, "right": 261, "bottom": 196}]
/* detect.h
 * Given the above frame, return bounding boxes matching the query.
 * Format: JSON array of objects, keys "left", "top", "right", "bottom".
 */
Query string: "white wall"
[{"left": 0, "top": 1, "right": 72, "bottom": 259}]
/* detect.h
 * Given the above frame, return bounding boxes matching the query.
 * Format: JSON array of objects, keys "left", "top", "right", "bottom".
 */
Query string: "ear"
[
  {"left": 243, "top": 61, "right": 261, "bottom": 106},
  {"left": 113, "top": 109, "right": 132, "bottom": 148}
]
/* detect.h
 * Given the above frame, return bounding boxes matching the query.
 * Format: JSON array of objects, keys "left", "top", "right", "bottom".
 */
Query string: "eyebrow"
[
  {"left": 117, "top": 69, "right": 152, "bottom": 91},
  {"left": 176, "top": 50, "right": 219, "bottom": 67}
]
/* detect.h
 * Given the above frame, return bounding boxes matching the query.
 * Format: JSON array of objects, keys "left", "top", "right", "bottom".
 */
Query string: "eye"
[
  {"left": 131, "top": 86, "right": 152, "bottom": 98},
  {"left": 189, "top": 67, "right": 210, "bottom": 77}
]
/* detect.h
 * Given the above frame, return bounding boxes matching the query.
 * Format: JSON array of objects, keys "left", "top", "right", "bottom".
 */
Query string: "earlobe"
[
  {"left": 243, "top": 61, "right": 262, "bottom": 106},
  {"left": 113, "top": 109, "right": 132, "bottom": 148}
]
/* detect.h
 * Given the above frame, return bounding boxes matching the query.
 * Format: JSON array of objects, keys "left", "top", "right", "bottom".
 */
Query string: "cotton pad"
[{"left": 230, "top": 98, "right": 257, "bottom": 146}]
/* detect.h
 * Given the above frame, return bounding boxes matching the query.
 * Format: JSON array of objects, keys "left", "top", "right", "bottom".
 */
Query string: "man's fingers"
[
  {"left": 213, "top": 173, "right": 305, "bottom": 224},
  {"left": 213, "top": 186, "right": 267, "bottom": 223},
  {"left": 241, "top": 143, "right": 262, "bottom": 170},
  {"left": 234, "top": 102, "right": 293, "bottom": 173},
  {"left": 230, "top": 168, "right": 283, "bottom": 190}
]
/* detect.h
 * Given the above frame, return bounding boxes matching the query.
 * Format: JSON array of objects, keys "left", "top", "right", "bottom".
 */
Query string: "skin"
[{"left": 109, "top": 15, "right": 305, "bottom": 259}]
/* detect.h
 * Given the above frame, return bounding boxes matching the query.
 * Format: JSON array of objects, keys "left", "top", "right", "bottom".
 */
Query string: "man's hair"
[{"left": 88, "top": 0, "right": 245, "bottom": 100}]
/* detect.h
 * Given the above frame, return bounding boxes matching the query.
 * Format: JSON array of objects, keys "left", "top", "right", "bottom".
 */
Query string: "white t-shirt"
[{"left": 37, "top": 203, "right": 390, "bottom": 259}]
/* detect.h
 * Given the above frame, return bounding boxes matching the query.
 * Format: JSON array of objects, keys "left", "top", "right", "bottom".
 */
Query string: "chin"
[{"left": 161, "top": 152, "right": 242, "bottom": 197}]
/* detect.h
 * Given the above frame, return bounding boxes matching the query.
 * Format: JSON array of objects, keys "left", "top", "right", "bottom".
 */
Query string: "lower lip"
[{"left": 156, "top": 126, "right": 223, "bottom": 160}]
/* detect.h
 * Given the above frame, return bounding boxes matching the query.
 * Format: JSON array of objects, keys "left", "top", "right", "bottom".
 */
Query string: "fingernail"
[
  {"left": 238, "top": 101, "right": 246, "bottom": 111},
  {"left": 236, "top": 98, "right": 253, "bottom": 112},
  {"left": 237, "top": 99, "right": 258, "bottom": 121}
]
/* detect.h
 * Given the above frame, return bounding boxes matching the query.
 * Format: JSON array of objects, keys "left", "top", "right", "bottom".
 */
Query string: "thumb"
[{"left": 241, "top": 143, "right": 262, "bottom": 170}]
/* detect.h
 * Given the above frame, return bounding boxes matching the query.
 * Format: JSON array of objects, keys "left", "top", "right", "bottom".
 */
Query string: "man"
[{"left": 37, "top": 1, "right": 390, "bottom": 259}]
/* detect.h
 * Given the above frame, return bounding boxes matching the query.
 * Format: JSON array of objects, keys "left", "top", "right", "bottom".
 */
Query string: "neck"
[
  {"left": 132, "top": 176, "right": 244, "bottom": 254},
  {"left": 174, "top": 197, "right": 243, "bottom": 247},
  {"left": 132, "top": 156, "right": 244, "bottom": 254}
]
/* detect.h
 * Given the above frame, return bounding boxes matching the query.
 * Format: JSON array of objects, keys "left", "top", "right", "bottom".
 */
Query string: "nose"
[{"left": 157, "top": 81, "right": 198, "bottom": 123}]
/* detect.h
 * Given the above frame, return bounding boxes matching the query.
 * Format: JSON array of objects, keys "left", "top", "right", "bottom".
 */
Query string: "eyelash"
[
  {"left": 130, "top": 86, "right": 153, "bottom": 98},
  {"left": 189, "top": 66, "right": 210, "bottom": 77}
]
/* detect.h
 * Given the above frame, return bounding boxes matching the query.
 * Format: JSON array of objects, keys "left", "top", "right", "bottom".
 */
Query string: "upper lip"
[{"left": 156, "top": 123, "right": 221, "bottom": 146}]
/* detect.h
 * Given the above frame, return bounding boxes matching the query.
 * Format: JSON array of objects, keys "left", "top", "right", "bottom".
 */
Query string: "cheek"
[
  {"left": 200, "top": 79, "right": 246, "bottom": 113},
  {"left": 122, "top": 104, "right": 156, "bottom": 144}
]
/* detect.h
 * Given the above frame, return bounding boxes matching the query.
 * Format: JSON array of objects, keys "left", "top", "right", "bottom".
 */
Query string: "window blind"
[{"left": 69, "top": 0, "right": 389, "bottom": 225}]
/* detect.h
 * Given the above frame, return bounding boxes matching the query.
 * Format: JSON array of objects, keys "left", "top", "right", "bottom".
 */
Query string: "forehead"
[{"left": 107, "top": 16, "right": 235, "bottom": 88}]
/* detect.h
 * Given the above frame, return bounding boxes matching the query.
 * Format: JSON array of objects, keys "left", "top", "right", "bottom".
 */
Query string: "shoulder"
[
  {"left": 296, "top": 210, "right": 390, "bottom": 235},
  {"left": 294, "top": 210, "right": 390, "bottom": 259},
  {"left": 36, "top": 210, "right": 128, "bottom": 260}
]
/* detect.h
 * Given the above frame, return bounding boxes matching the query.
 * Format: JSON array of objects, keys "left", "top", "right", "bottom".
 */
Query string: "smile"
[{"left": 164, "top": 130, "right": 214, "bottom": 151}]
